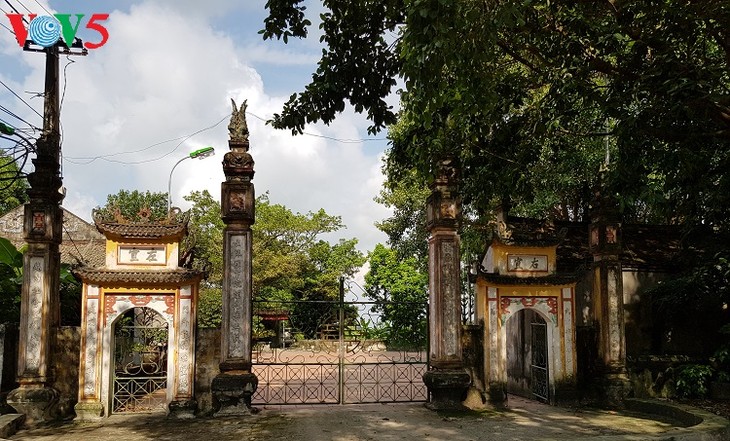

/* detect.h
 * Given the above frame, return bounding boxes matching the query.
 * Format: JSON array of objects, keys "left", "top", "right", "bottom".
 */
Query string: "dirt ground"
[
  {"left": 677, "top": 398, "right": 730, "bottom": 421},
  {"left": 11, "top": 395, "right": 721, "bottom": 441}
]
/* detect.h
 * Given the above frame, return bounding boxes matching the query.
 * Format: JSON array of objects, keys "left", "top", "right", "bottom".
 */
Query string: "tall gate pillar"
[
  {"left": 422, "top": 158, "right": 470, "bottom": 410},
  {"left": 7, "top": 48, "right": 63, "bottom": 425},
  {"left": 589, "top": 188, "right": 629, "bottom": 405},
  {"left": 212, "top": 100, "right": 258, "bottom": 415}
]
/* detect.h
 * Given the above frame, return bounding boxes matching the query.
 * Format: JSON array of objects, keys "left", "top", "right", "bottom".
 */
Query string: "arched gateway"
[
  {"left": 73, "top": 213, "right": 202, "bottom": 419},
  {"left": 474, "top": 216, "right": 578, "bottom": 404}
]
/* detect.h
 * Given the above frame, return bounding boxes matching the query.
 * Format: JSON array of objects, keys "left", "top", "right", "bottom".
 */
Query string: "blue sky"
[{"left": 1, "top": 0, "right": 395, "bottom": 257}]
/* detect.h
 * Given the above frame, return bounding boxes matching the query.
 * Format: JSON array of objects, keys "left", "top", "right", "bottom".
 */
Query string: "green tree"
[
  {"left": 0, "top": 152, "right": 28, "bottom": 216},
  {"left": 374, "top": 168, "right": 430, "bottom": 265},
  {"left": 0, "top": 237, "right": 23, "bottom": 323},
  {"left": 263, "top": 1, "right": 730, "bottom": 229},
  {"left": 182, "top": 190, "right": 365, "bottom": 331},
  {"left": 364, "top": 243, "right": 427, "bottom": 349},
  {"left": 0, "top": 236, "right": 81, "bottom": 325},
  {"left": 94, "top": 190, "right": 169, "bottom": 222},
  {"left": 183, "top": 190, "right": 224, "bottom": 282}
]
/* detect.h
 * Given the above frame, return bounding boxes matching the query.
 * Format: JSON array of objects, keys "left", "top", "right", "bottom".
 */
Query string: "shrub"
[{"left": 676, "top": 364, "right": 714, "bottom": 398}]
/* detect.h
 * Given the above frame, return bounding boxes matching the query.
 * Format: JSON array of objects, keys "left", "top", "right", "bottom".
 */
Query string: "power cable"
[
  {"left": 63, "top": 222, "right": 89, "bottom": 266},
  {"left": 246, "top": 111, "right": 387, "bottom": 143},
  {"left": 64, "top": 115, "right": 229, "bottom": 165},
  {"left": 3, "top": 0, "right": 29, "bottom": 24},
  {"left": 0, "top": 20, "right": 14, "bottom": 35},
  {"left": 0, "top": 104, "right": 41, "bottom": 130},
  {"left": 58, "top": 55, "right": 75, "bottom": 176},
  {"left": 13, "top": 0, "right": 33, "bottom": 14},
  {"left": 0, "top": 78, "right": 43, "bottom": 119},
  {"left": 30, "top": 0, "right": 51, "bottom": 16}
]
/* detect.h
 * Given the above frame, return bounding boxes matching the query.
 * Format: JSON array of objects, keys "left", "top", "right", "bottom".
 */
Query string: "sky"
[{"left": 0, "top": 0, "right": 397, "bottom": 258}]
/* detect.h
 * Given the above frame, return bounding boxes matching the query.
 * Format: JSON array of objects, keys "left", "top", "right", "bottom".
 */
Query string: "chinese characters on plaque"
[
  {"left": 118, "top": 245, "right": 166, "bottom": 265},
  {"left": 508, "top": 254, "right": 548, "bottom": 272}
]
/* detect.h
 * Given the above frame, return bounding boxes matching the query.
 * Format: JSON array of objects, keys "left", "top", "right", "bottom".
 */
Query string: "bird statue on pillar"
[{"left": 228, "top": 99, "right": 249, "bottom": 143}]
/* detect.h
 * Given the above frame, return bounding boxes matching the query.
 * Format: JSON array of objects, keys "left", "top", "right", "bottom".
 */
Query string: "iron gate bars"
[
  {"left": 531, "top": 320, "right": 549, "bottom": 402},
  {"left": 113, "top": 308, "right": 169, "bottom": 413},
  {"left": 252, "top": 281, "right": 428, "bottom": 405}
]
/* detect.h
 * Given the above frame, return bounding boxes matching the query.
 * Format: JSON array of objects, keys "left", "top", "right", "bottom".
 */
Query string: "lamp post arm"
[{"left": 167, "top": 156, "right": 190, "bottom": 211}]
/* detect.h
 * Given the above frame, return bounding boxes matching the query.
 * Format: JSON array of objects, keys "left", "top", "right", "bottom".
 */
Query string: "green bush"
[{"left": 676, "top": 364, "right": 714, "bottom": 398}]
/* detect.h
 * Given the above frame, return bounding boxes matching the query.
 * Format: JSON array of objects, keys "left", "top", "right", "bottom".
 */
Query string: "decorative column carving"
[
  {"left": 211, "top": 99, "right": 258, "bottom": 415},
  {"left": 422, "top": 158, "right": 470, "bottom": 410},
  {"left": 589, "top": 186, "right": 629, "bottom": 405},
  {"left": 7, "top": 48, "right": 63, "bottom": 425}
]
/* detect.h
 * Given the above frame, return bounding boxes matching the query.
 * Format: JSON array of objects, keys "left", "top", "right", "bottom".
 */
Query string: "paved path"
[{"left": 7, "top": 396, "right": 730, "bottom": 441}]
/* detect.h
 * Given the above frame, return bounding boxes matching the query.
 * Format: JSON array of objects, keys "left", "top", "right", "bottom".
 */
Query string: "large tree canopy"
[
  {"left": 180, "top": 190, "right": 365, "bottom": 330},
  {"left": 263, "top": 0, "right": 730, "bottom": 227}
]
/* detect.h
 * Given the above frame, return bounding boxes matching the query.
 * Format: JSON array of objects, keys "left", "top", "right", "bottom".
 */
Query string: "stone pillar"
[
  {"left": 211, "top": 100, "right": 258, "bottom": 415},
  {"left": 422, "top": 158, "right": 470, "bottom": 410},
  {"left": 589, "top": 189, "right": 629, "bottom": 406},
  {"left": 7, "top": 47, "right": 63, "bottom": 426}
]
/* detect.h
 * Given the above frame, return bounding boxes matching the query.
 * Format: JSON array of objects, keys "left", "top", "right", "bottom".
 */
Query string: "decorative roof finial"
[{"left": 228, "top": 99, "right": 249, "bottom": 143}]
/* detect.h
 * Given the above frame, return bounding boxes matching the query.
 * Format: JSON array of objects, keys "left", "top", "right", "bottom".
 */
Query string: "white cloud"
[{"left": 16, "top": 0, "right": 392, "bottom": 256}]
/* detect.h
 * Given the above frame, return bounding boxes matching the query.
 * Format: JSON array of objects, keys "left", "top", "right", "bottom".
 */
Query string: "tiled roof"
[
  {"left": 490, "top": 216, "right": 685, "bottom": 273},
  {"left": 60, "top": 241, "right": 106, "bottom": 267},
  {"left": 73, "top": 267, "right": 203, "bottom": 285},
  {"left": 95, "top": 222, "right": 187, "bottom": 240}
]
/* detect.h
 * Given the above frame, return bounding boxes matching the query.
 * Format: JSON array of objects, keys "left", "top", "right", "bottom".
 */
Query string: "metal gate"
[
  {"left": 112, "top": 307, "right": 169, "bottom": 413},
  {"left": 252, "top": 280, "right": 428, "bottom": 405},
  {"left": 530, "top": 319, "right": 549, "bottom": 402}
]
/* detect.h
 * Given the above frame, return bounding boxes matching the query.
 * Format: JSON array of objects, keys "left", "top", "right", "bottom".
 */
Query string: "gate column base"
[
  {"left": 73, "top": 401, "right": 103, "bottom": 421},
  {"left": 212, "top": 372, "right": 258, "bottom": 416},
  {"left": 168, "top": 399, "right": 197, "bottom": 419},
  {"left": 600, "top": 372, "right": 630, "bottom": 408},
  {"left": 6, "top": 386, "right": 59, "bottom": 427},
  {"left": 423, "top": 369, "right": 470, "bottom": 411}
]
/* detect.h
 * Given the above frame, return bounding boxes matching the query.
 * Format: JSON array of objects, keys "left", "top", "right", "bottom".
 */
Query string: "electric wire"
[
  {"left": 246, "top": 111, "right": 387, "bottom": 143},
  {"left": 13, "top": 0, "right": 33, "bottom": 14},
  {"left": 62, "top": 110, "right": 388, "bottom": 167},
  {"left": 64, "top": 115, "right": 230, "bottom": 165},
  {"left": 30, "top": 0, "right": 51, "bottom": 16},
  {"left": 0, "top": 104, "right": 41, "bottom": 130},
  {"left": 0, "top": 19, "right": 14, "bottom": 35},
  {"left": 0, "top": 78, "right": 43, "bottom": 119},
  {"left": 58, "top": 55, "right": 74, "bottom": 176},
  {"left": 3, "top": 0, "right": 29, "bottom": 24},
  {"left": 63, "top": 222, "right": 89, "bottom": 265}
]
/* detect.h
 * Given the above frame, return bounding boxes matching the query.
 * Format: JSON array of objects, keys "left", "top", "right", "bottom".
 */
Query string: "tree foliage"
[
  {"left": 374, "top": 168, "right": 430, "bottom": 265},
  {"left": 94, "top": 190, "right": 169, "bottom": 222},
  {"left": 0, "top": 236, "right": 81, "bottom": 325},
  {"left": 0, "top": 152, "right": 28, "bottom": 216},
  {"left": 263, "top": 1, "right": 730, "bottom": 228},
  {"left": 180, "top": 190, "right": 365, "bottom": 331},
  {"left": 363, "top": 243, "right": 427, "bottom": 349}
]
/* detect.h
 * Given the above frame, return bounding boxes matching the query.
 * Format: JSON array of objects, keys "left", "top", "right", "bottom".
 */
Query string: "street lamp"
[{"left": 167, "top": 146, "right": 215, "bottom": 211}]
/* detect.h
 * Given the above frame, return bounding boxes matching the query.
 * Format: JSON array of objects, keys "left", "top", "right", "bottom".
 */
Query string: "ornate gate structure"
[
  {"left": 252, "top": 281, "right": 428, "bottom": 405},
  {"left": 474, "top": 217, "right": 578, "bottom": 404},
  {"left": 73, "top": 212, "right": 202, "bottom": 419}
]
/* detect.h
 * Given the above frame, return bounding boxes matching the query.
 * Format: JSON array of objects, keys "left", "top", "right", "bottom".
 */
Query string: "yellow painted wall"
[{"left": 486, "top": 242, "right": 557, "bottom": 276}]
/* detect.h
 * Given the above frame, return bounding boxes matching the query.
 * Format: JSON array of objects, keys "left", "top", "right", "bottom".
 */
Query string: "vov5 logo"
[{"left": 6, "top": 13, "right": 109, "bottom": 49}]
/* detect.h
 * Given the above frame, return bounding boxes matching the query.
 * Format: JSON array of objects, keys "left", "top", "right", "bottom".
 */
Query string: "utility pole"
[{"left": 7, "top": 38, "right": 86, "bottom": 426}]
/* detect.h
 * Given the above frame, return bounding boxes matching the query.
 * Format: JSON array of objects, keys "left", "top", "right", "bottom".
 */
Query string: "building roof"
[
  {"left": 0, "top": 205, "right": 106, "bottom": 267},
  {"left": 72, "top": 267, "right": 203, "bottom": 285},
  {"left": 94, "top": 221, "right": 188, "bottom": 241},
  {"left": 481, "top": 215, "right": 688, "bottom": 275}
]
